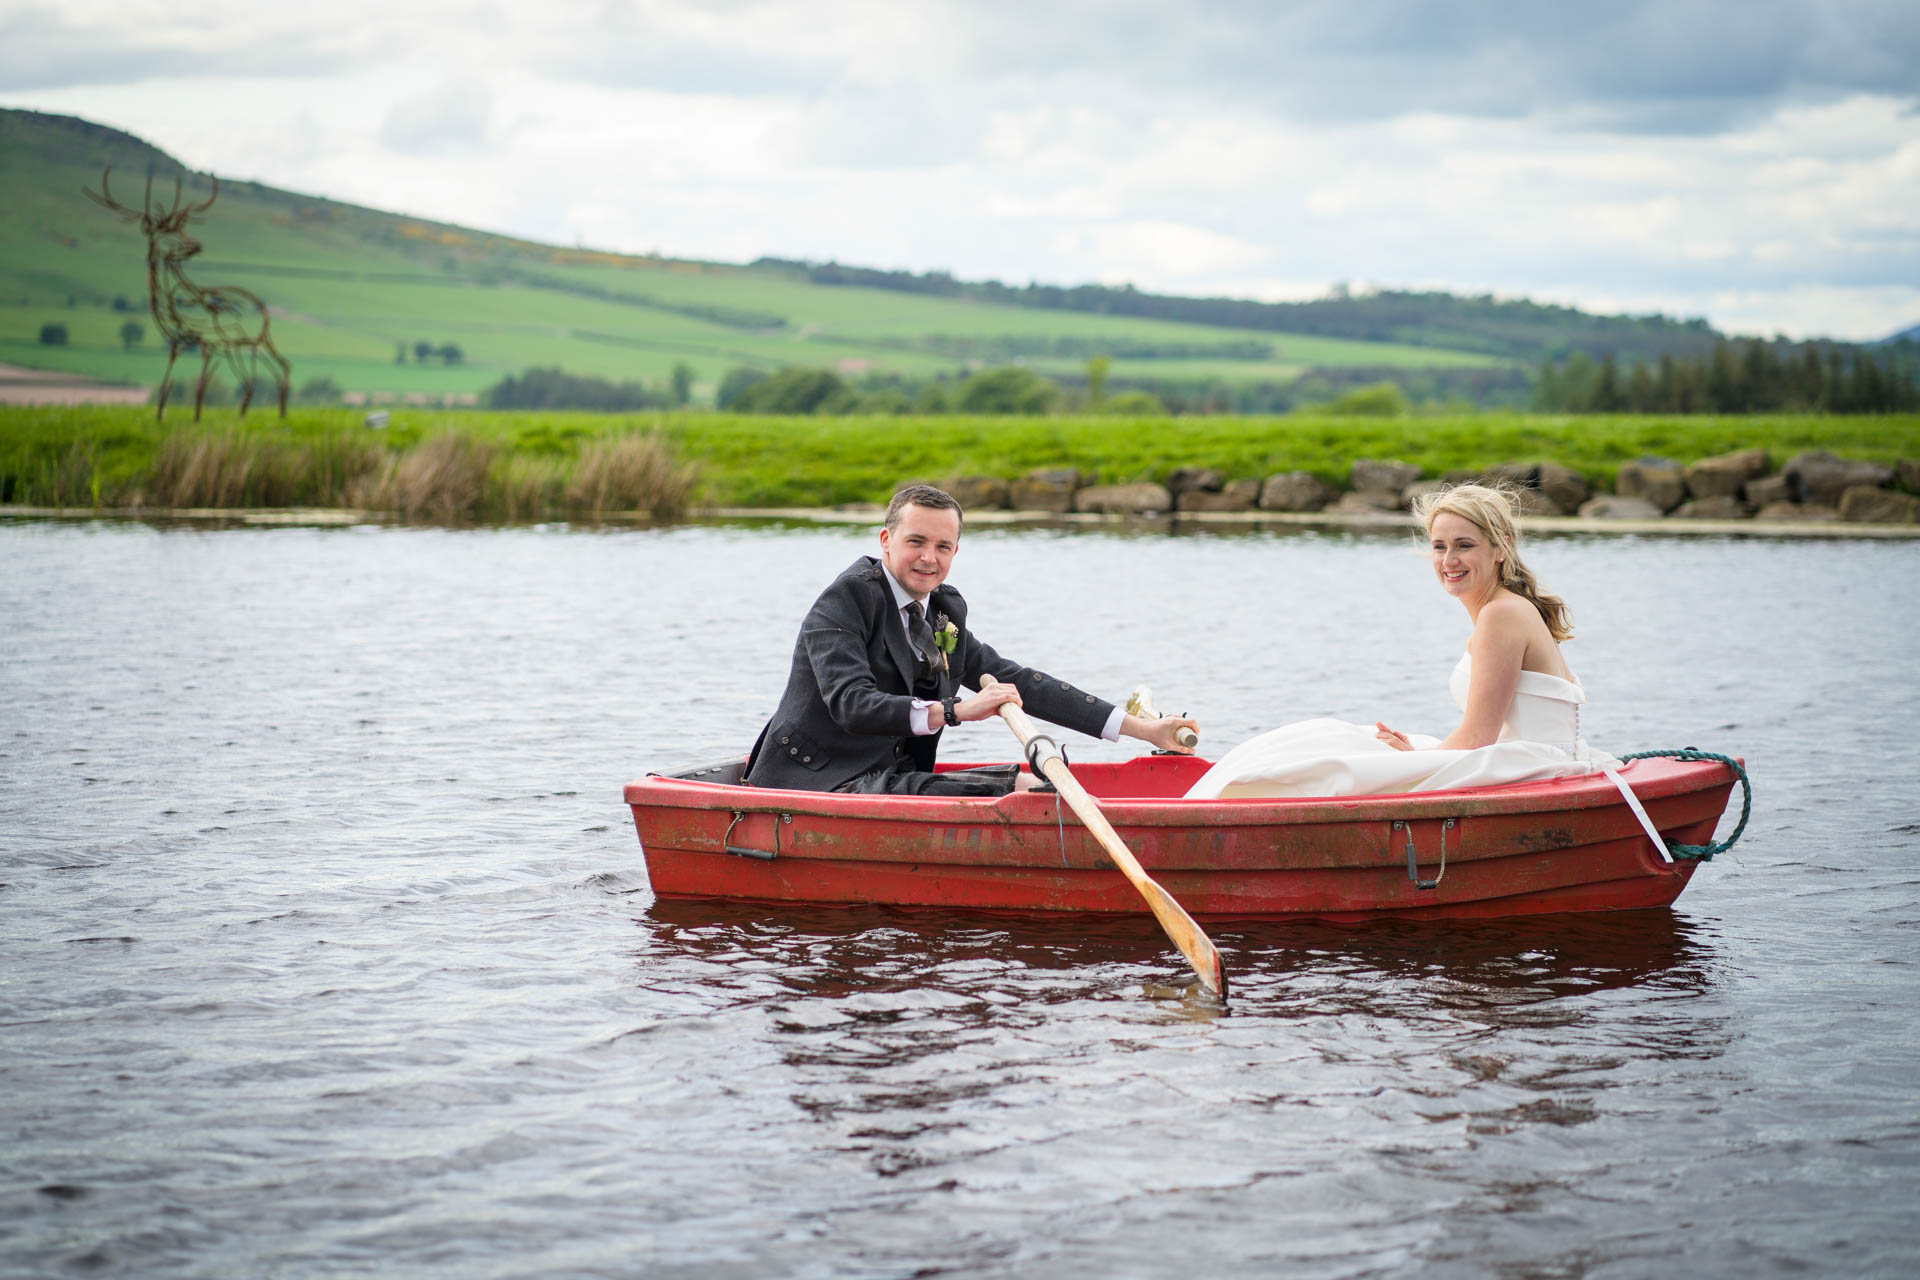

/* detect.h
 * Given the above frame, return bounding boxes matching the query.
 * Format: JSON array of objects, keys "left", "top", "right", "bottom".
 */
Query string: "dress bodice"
[{"left": 1449, "top": 653, "right": 1585, "bottom": 756}]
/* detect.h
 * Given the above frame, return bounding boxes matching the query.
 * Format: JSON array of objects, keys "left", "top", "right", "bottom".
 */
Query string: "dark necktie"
[{"left": 905, "top": 600, "right": 936, "bottom": 669}]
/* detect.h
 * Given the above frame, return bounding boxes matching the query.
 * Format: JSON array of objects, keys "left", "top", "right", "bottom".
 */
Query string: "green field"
[
  {"left": 2, "top": 109, "right": 1504, "bottom": 404},
  {"left": 6, "top": 404, "right": 1914, "bottom": 513}
]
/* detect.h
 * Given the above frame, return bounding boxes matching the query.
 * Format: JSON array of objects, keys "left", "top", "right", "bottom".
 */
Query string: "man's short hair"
[{"left": 885, "top": 484, "right": 963, "bottom": 532}]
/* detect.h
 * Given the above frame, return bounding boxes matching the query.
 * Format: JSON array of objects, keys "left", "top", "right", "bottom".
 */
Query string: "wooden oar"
[{"left": 981, "top": 675, "right": 1227, "bottom": 1000}]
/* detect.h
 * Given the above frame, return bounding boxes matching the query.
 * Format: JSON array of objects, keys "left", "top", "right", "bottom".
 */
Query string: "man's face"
[{"left": 878, "top": 504, "right": 961, "bottom": 599}]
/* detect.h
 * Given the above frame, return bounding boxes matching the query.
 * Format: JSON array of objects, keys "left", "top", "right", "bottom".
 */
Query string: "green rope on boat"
[{"left": 1617, "top": 748, "right": 1752, "bottom": 861}]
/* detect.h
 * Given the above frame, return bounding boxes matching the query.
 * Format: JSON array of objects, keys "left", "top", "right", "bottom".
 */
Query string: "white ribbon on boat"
[{"left": 1600, "top": 765, "right": 1674, "bottom": 864}]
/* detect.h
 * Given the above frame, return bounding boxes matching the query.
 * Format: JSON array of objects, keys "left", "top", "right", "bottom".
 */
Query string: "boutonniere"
[{"left": 931, "top": 613, "right": 959, "bottom": 672}]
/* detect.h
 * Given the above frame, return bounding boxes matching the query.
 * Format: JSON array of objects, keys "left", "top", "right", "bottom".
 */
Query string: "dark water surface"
[{"left": 3, "top": 518, "right": 1918, "bottom": 1278}]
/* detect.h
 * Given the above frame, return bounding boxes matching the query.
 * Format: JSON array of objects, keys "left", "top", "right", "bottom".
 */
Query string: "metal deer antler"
[{"left": 85, "top": 168, "right": 292, "bottom": 422}]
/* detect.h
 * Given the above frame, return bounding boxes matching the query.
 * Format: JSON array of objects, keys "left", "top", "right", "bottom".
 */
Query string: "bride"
[{"left": 1185, "top": 483, "right": 1617, "bottom": 800}]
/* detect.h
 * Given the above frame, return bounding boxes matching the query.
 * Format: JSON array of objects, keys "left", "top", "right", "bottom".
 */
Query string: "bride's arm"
[{"left": 1436, "top": 599, "right": 1530, "bottom": 750}]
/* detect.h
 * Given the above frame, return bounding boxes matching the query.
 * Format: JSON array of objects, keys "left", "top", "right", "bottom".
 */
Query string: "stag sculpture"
[{"left": 85, "top": 168, "right": 291, "bottom": 422}]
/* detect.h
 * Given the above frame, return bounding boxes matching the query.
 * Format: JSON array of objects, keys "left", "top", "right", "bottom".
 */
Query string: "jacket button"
[
  {"left": 780, "top": 736, "right": 790, "bottom": 744},
  {"left": 802, "top": 755, "right": 812, "bottom": 763},
  {"left": 1086, "top": 694, "right": 1095, "bottom": 702},
  {"left": 1060, "top": 681, "right": 1069, "bottom": 689},
  {"left": 789, "top": 747, "right": 798, "bottom": 755}
]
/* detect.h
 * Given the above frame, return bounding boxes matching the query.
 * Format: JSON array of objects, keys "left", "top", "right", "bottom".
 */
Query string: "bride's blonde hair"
[{"left": 1412, "top": 482, "right": 1575, "bottom": 641}]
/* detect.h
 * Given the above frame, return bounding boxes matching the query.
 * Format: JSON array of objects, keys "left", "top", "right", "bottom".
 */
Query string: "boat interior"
[{"left": 659, "top": 754, "right": 1215, "bottom": 799}]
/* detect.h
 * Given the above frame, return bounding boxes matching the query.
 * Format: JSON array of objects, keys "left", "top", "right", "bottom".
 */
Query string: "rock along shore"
[{"left": 910, "top": 447, "right": 1920, "bottom": 529}]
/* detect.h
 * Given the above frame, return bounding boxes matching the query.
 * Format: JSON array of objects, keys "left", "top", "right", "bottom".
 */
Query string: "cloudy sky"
[{"left": 4, "top": 0, "right": 1916, "bottom": 339}]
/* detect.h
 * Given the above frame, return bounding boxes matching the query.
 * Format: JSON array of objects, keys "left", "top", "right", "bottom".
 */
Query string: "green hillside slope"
[{"left": 2, "top": 108, "right": 1509, "bottom": 404}]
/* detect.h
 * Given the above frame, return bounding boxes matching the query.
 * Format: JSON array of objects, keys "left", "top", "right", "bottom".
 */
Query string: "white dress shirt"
[{"left": 883, "top": 569, "right": 1122, "bottom": 740}]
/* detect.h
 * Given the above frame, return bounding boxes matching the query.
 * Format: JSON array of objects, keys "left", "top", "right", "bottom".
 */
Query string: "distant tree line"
[
  {"left": 1533, "top": 339, "right": 1920, "bottom": 413},
  {"left": 752, "top": 257, "right": 1725, "bottom": 364},
  {"left": 484, "top": 362, "right": 695, "bottom": 410}
]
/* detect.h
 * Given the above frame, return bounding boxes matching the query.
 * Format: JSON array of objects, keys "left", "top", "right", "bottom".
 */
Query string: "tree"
[
  {"left": 395, "top": 342, "right": 408, "bottom": 364},
  {"left": 297, "top": 375, "right": 344, "bottom": 404},
  {"left": 956, "top": 367, "right": 1061, "bottom": 414},
  {"left": 119, "top": 320, "right": 144, "bottom": 351},
  {"left": 1085, "top": 355, "right": 1111, "bottom": 406},
  {"left": 731, "top": 367, "right": 853, "bottom": 414},
  {"left": 670, "top": 361, "right": 695, "bottom": 406},
  {"left": 38, "top": 322, "right": 68, "bottom": 346},
  {"left": 414, "top": 340, "right": 436, "bottom": 364},
  {"left": 437, "top": 343, "right": 464, "bottom": 366},
  {"left": 715, "top": 366, "right": 770, "bottom": 410}
]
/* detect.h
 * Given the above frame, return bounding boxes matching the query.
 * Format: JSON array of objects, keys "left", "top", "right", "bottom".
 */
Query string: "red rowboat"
[{"left": 624, "top": 753, "right": 1741, "bottom": 922}]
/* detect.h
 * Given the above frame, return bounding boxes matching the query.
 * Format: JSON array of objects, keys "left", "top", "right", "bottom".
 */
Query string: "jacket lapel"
[{"left": 875, "top": 567, "right": 920, "bottom": 688}]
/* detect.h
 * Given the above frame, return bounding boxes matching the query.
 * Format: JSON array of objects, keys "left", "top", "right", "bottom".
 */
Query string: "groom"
[{"left": 745, "top": 484, "right": 1198, "bottom": 795}]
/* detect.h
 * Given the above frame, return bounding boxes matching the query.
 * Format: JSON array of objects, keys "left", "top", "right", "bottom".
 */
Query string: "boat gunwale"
[{"left": 624, "top": 754, "right": 1738, "bottom": 830}]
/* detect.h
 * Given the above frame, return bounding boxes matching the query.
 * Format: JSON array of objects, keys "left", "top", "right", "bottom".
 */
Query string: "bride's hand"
[{"left": 1375, "top": 722, "right": 1413, "bottom": 752}]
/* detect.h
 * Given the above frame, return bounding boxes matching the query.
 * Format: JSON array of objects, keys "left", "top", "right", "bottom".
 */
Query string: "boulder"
[
  {"left": 1754, "top": 501, "right": 1839, "bottom": 522},
  {"left": 1009, "top": 467, "right": 1080, "bottom": 512},
  {"left": 1672, "top": 495, "right": 1754, "bottom": 519},
  {"left": 1839, "top": 486, "right": 1920, "bottom": 524},
  {"left": 1743, "top": 474, "right": 1791, "bottom": 508},
  {"left": 1402, "top": 479, "right": 1451, "bottom": 511},
  {"left": 1258, "top": 471, "right": 1335, "bottom": 512},
  {"left": 1534, "top": 463, "right": 1590, "bottom": 514},
  {"left": 1333, "top": 489, "right": 1405, "bottom": 514},
  {"left": 1074, "top": 482, "right": 1173, "bottom": 515},
  {"left": 1350, "top": 458, "right": 1421, "bottom": 493},
  {"left": 1682, "top": 448, "right": 1770, "bottom": 500},
  {"left": 1577, "top": 494, "right": 1665, "bottom": 520},
  {"left": 939, "top": 475, "right": 1009, "bottom": 510},
  {"left": 1616, "top": 456, "right": 1687, "bottom": 512},
  {"left": 1785, "top": 450, "right": 1894, "bottom": 506},
  {"left": 1177, "top": 480, "right": 1259, "bottom": 512},
  {"left": 1898, "top": 458, "right": 1920, "bottom": 493},
  {"left": 1508, "top": 487, "right": 1562, "bottom": 516},
  {"left": 1164, "top": 467, "right": 1225, "bottom": 496}
]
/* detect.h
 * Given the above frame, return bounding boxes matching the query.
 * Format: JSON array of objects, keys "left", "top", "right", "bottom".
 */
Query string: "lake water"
[{"left": 3, "top": 516, "right": 1918, "bottom": 1278}]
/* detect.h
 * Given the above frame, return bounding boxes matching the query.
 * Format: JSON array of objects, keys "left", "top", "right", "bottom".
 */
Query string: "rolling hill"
[{"left": 0, "top": 106, "right": 1719, "bottom": 408}]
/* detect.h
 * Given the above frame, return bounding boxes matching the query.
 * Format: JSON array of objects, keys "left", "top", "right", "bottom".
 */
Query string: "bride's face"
[{"left": 1429, "top": 512, "right": 1504, "bottom": 602}]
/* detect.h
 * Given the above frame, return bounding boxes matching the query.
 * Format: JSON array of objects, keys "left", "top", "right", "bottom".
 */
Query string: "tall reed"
[
  {"left": 564, "top": 431, "right": 701, "bottom": 515},
  {"left": 147, "top": 429, "right": 385, "bottom": 508},
  {"left": 351, "top": 431, "right": 496, "bottom": 521}
]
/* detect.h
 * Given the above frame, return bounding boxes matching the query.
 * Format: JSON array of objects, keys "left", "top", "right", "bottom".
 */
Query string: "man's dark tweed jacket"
[{"left": 745, "top": 556, "right": 1115, "bottom": 792}]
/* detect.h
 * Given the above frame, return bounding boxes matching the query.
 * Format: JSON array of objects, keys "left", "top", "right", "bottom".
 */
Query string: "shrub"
[
  {"left": 1098, "top": 389, "right": 1168, "bottom": 415},
  {"left": 1323, "top": 382, "right": 1411, "bottom": 417},
  {"left": 38, "top": 323, "right": 69, "bottom": 346}
]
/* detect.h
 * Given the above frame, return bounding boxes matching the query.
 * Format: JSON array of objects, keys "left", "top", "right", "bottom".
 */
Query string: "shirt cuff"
[
  {"left": 910, "top": 699, "right": 936, "bottom": 736},
  {"left": 1102, "top": 706, "right": 1124, "bottom": 742}
]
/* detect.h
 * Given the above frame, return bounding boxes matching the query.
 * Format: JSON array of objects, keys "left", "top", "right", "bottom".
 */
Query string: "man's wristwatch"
[{"left": 942, "top": 696, "right": 959, "bottom": 728}]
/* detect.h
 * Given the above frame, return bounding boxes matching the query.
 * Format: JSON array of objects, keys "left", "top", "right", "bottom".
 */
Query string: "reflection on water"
[{"left": 3, "top": 518, "right": 1918, "bottom": 1277}]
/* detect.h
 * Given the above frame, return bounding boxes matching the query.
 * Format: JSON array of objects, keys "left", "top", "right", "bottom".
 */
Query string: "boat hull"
[{"left": 624, "top": 754, "right": 1733, "bottom": 922}]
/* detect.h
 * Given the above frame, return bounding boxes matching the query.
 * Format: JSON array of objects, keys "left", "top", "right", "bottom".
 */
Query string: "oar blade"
[{"left": 1135, "top": 876, "right": 1228, "bottom": 1000}]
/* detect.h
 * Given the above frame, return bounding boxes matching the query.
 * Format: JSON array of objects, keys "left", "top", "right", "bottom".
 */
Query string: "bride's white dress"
[{"left": 1184, "top": 654, "right": 1618, "bottom": 800}]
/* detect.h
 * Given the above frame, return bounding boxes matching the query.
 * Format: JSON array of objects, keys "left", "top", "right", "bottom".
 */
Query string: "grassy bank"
[{"left": 4, "top": 404, "right": 1917, "bottom": 516}]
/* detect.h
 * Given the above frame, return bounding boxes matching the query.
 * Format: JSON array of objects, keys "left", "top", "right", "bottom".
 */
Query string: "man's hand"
[
  {"left": 954, "top": 682, "right": 1023, "bottom": 724},
  {"left": 1123, "top": 713, "right": 1200, "bottom": 755}
]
